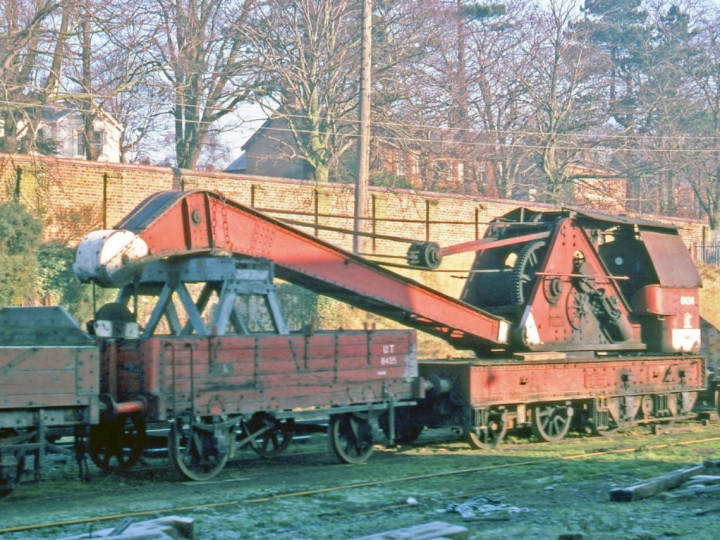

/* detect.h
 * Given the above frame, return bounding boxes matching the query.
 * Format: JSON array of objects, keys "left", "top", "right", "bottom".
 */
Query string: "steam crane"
[{"left": 73, "top": 191, "right": 706, "bottom": 475}]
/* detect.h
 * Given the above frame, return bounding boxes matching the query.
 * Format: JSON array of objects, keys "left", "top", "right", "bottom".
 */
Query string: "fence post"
[
  {"left": 14, "top": 166, "right": 21, "bottom": 203},
  {"left": 103, "top": 172, "right": 109, "bottom": 229},
  {"left": 371, "top": 194, "right": 377, "bottom": 253},
  {"left": 425, "top": 200, "right": 431, "bottom": 242},
  {"left": 314, "top": 188, "right": 319, "bottom": 237}
]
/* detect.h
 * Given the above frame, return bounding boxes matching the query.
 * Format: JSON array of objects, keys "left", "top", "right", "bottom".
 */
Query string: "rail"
[
  {"left": 251, "top": 202, "right": 717, "bottom": 268},
  {"left": 696, "top": 242, "right": 720, "bottom": 265}
]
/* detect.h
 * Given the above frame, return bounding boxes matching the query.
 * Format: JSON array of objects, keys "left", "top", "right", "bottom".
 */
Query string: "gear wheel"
[{"left": 510, "top": 241, "right": 547, "bottom": 305}]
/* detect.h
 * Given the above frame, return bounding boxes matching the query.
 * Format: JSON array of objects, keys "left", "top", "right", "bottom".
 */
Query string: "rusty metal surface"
[
  {"left": 640, "top": 229, "right": 703, "bottom": 288},
  {"left": 0, "top": 345, "right": 99, "bottom": 408},
  {"left": 573, "top": 208, "right": 683, "bottom": 230},
  {"left": 521, "top": 218, "right": 642, "bottom": 351},
  {"left": 420, "top": 354, "right": 706, "bottom": 407},
  {"left": 105, "top": 330, "right": 419, "bottom": 421}
]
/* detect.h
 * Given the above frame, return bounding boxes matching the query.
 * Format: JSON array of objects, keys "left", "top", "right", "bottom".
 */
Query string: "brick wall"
[{"left": 0, "top": 153, "right": 710, "bottom": 257}]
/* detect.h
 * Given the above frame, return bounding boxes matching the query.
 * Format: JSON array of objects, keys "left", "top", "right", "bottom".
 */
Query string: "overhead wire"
[{"left": 2, "top": 96, "right": 720, "bottom": 156}]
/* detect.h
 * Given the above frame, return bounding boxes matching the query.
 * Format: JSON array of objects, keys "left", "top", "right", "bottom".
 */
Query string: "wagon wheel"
[
  {"left": 168, "top": 417, "right": 232, "bottom": 481},
  {"left": 89, "top": 416, "right": 146, "bottom": 472},
  {"left": 531, "top": 403, "right": 573, "bottom": 442},
  {"left": 511, "top": 241, "right": 547, "bottom": 305},
  {"left": 247, "top": 413, "right": 294, "bottom": 459},
  {"left": 328, "top": 413, "right": 374, "bottom": 464},
  {"left": 0, "top": 451, "right": 25, "bottom": 499},
  {"left": 466, "top": 410, "right": 507, "bottom": 450}
]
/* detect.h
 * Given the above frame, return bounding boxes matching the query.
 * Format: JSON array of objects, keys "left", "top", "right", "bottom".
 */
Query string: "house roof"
[
  {"left": 241, "top": 117, "right": 275, "bottom": 151},
  {"left": 41, "top": 103, "right": 75, "bottom": 123},
  {"left": 40, "top": 100, "right": 122, "bottom": 131},
  {"left": 225, "top": 152, "right": 246, "bottom": 173}
]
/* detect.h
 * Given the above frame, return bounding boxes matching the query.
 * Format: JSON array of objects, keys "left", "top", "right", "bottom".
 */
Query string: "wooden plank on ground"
[{"left": 609, "top": 463, "right": 706, "bottom": 502}]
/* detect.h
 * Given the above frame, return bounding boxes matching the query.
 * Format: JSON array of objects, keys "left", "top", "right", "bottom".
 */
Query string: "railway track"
[{"left": 2, "top": 423, "right": 720, "bottom": 538}]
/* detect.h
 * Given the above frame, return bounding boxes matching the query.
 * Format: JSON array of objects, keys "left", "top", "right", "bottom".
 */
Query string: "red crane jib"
[{"left": 76, "top": 190, "right": 510, "bottom": 351}]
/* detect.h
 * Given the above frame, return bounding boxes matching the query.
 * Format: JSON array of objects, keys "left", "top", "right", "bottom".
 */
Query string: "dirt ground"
[{"left": 2, "top": 422, "right": 720, "bottom": 539}]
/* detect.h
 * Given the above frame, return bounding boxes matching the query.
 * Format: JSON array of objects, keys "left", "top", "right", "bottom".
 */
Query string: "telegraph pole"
[{"left": 354, "top": 0, "right": 372, "bottom": 254}]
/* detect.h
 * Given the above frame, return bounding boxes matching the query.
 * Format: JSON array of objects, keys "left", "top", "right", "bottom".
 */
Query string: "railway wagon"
[
  {"left": 83, "top": 254, "right": 420, "bottom": 481},
  {"left": 410, "top": 354, "right": 706, "bottom": 448},
  {"left": 0, "top": 306, "right": 101, "bottom": 496},
  {"left": 73, "top": 191, "right": 709, "bottom": 452}
]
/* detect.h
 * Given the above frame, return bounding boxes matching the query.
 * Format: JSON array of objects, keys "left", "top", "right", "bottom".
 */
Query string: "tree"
[
  {"left": 243, "top": 0, "right": 361, "bottom": 183},
  {"left": 463, "top": 0, "right": 536, "bottom": 198},
  {"left": 520, "top": 0, "right": 602, "bottom": 204},
  {"left": 0, "top": 202, "right": 41, "bottom": 306},
  {"left": 78, "top": 0, "right": 99, "bottom": 160},
  {"left": 368, "top": 0, "right": 471, "bottom": 191},
  {"left": 0, "top": 0, "right": 65, "bottom": 154},
  {"left": 635, "top": 3, "right": 701, "bottom": 215},
  {"left": 37, "top": 241, "right": 104, "bottom": 320},
  {"left": 448, "top": 1, "right": 508, "bottom": 195},
  {"left": 579, "top": 0, "right": 650, "bottom": 130},
  {"left": 686, "top": 7, "right": 720, "bottom": 229},
  {"left": 146, "top": 0, "right": 260, "bottom": 169}
]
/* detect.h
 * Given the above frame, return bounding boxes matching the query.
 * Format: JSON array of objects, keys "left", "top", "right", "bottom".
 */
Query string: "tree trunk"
[
  {"left": 81, "top": 0, "right": 98, "bottom": 161},
  {"left": 312, "top": 162, "right": 329, "bottom": 184}
]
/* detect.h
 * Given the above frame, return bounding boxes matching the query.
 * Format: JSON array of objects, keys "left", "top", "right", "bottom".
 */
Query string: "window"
[
  {"left": 445, "top": 161, "right": 454, "bottom": 183},
  {"left": 411, "top": 155, "right": 420, "bottom": 176},
  {"left": 78, "top": 130, "right": 103, "bottom": 156},
  {"left": 477, "top": 162, "right": 487, "bottom": 183}
]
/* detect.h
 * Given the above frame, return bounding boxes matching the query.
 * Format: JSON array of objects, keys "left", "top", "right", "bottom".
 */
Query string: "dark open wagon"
[{"left": 0, "top": 306, "right": 100, "bottom": 497}]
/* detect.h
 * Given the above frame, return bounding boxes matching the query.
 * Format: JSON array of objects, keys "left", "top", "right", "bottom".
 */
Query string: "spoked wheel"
[
  {"left": 89, "top": 416, "right": 146, "bottom": 472},
  {"left": 511, "top": 241, "right": 547, "bottom": 305},
  {"left": 531, "top": 403, "right": 573, "bottom": 442},
  {"left": 168, "top": 417, "right": 232, "bottom": 481},
  {"left": 247, "top": 414, "right": 294, "bottom": 459},
  {"left": 328, "top": 413, "right": 374, "bottom": 464},
  {"left": 467, "top": 410, "right": 507, "bottom": 450},
  {"left": 0, "top": 451, "right": 25, "bottom": 499}
]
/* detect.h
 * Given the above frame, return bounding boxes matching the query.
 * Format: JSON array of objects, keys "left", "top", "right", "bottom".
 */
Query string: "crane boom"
[{"left": 74, "top": 190, "right": 510, "bottom": 351}]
